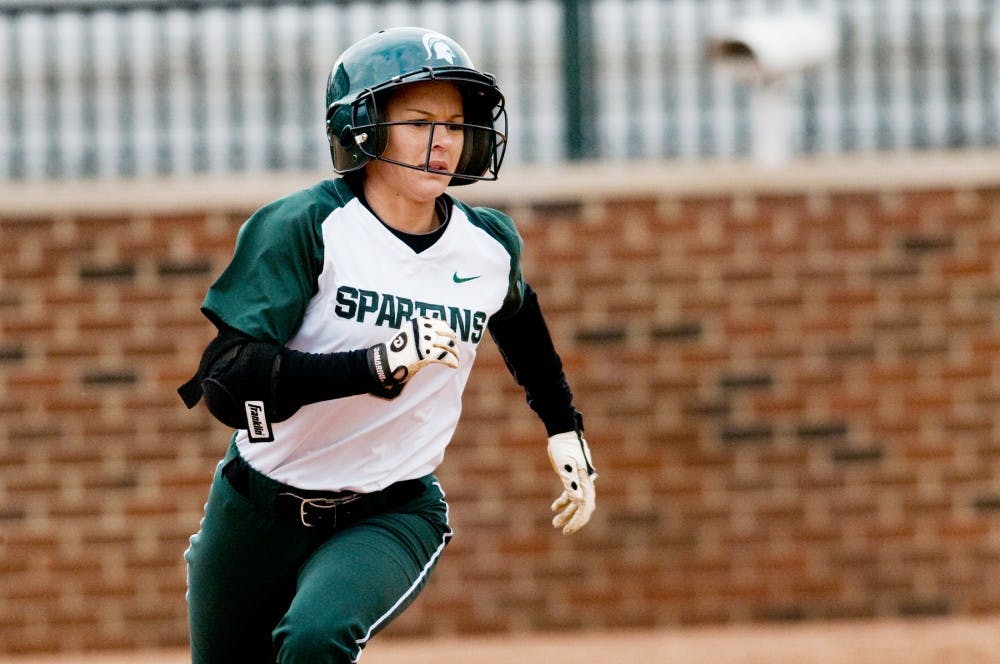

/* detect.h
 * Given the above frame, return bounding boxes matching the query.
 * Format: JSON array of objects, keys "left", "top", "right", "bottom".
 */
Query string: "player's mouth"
[{"left": 427, "top": 159, "right": 451, "bottom": 174}]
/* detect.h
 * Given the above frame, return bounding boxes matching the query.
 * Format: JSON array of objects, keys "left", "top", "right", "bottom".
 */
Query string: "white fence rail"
[{"left": 0, "top": 0, "right": 997, "bottom": 181}]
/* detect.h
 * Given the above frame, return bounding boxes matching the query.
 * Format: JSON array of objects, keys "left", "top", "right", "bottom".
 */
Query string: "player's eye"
[{"left": 396, "top": 120, "right": 432, "bottom": 131}]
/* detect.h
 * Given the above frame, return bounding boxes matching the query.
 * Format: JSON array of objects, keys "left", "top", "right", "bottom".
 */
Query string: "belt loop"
[
  {"left": 242, "top": 456, "right": 279, "bottom": 519},
  {"left": 222, "top": 456, "right": 251, "bottom": 497},
  {"left": 221, "top": 451, "right": 280, "bottom": 520}
]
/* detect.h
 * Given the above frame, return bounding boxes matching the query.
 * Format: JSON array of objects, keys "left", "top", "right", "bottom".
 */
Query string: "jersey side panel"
[{"left": 453, "top": 201, "right": 525, "bottom": 320}]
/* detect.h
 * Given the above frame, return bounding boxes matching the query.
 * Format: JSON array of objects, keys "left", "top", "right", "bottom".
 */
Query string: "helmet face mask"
[{"left": 325, "top": 28, "right": 508, "bottom": 186}]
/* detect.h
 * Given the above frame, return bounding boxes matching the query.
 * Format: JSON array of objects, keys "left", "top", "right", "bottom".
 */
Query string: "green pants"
[{"left": 185, "top": 442, "right": 452, "bottom": 663}]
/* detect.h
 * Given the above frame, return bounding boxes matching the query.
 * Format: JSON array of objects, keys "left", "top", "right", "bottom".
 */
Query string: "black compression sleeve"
[
  {"left": 182, "top": 322, "right": 381, "bottom": 427},
  {"left": 274, "top": 347, "right": 379, "bottom": 419},
  {"left": 488, "top": 283, "right": 583, "bottom": 436}
]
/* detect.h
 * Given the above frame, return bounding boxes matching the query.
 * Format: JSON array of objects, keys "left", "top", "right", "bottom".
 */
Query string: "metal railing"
[{"left": 1, "top": 0, "right": 997, "bottom": 182}]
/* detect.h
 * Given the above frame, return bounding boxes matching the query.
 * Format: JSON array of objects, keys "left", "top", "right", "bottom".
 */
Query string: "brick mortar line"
[{"left": 1, "top": 150, "right": 999, "bottom": 216}]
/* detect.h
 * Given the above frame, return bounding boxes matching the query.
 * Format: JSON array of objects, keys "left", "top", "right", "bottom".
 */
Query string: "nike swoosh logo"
[{"left": 452, "top": 272, "right": 482, "bottom": 284}]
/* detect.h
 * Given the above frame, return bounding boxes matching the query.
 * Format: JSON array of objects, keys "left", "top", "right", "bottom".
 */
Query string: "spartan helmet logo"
[{"left": 422, "top": 32, "right": 456, "bottom": 64}]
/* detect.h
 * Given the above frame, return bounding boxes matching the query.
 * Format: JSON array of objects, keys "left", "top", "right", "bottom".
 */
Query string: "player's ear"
[{"left": 360, "top": 91, "right": 389, "bottom": 157}]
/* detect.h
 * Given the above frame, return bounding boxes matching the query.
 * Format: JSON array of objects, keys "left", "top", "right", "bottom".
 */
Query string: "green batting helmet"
[{"left": 325, "top": 27, "right": 507, "bottom": 186}]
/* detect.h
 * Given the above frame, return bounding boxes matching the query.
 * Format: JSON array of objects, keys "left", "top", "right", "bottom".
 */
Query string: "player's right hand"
[{"left": 366, "top": 316, "right": 459, "bottom": 399}]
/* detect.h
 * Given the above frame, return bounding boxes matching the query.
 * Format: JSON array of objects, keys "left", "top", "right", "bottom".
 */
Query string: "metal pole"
[{"left": 563, "top": 0, "right": 594, "bottom": 160}]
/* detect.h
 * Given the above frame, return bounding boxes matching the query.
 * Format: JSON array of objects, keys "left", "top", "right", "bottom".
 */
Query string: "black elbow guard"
[
  {"left": 178, "top": 332, "right": 283, "bottom": 442},
  {"left": 203, "top": 342, "right": 282, "bottom": 441}
]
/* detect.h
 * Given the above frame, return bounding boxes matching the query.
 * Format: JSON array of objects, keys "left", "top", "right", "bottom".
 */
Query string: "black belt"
[{"left": 222, "top": 454, "right": 425, "bottom": 530}]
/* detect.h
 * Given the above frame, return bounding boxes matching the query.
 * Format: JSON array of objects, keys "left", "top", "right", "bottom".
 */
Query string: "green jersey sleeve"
[{"left": 202, "top": 180, "right": 350, "bottom": 344}]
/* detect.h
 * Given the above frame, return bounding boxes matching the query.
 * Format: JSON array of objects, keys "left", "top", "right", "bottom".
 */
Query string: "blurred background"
[{"left": 0, "top": 0, "right": 998, "bottom": 661}]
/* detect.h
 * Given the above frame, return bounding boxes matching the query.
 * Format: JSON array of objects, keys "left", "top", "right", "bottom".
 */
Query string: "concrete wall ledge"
[{"left": 2, "top": 150, "right": 998, "bottom": 216}]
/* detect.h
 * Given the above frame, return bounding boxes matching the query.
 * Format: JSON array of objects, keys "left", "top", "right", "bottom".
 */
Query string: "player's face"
[{"left": 371, "top": 81, "right": 465, "bottom": 200}]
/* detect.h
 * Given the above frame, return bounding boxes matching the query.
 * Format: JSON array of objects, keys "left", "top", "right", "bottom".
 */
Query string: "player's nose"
[{"left": 431, "top": 122, "right": 459, "bottom": 149}]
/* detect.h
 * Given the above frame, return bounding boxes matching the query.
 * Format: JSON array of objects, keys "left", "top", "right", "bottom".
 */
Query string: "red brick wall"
[{"left": 1, "top": 159, "right": 999, "bottom": 653}]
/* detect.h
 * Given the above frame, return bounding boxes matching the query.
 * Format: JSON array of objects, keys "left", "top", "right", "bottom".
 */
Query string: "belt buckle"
[{"left": 279, "top": 491, "right": 362, "bottom": 528}]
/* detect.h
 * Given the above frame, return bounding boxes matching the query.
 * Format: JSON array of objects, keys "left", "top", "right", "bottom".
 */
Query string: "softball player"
[{"left": 179, "top": 27, "right": 596, "bottom": 663}]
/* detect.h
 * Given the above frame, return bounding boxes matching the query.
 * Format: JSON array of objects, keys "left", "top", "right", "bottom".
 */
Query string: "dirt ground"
[{"left": 2, "top": 616, "right": 998, "bottom": 663}]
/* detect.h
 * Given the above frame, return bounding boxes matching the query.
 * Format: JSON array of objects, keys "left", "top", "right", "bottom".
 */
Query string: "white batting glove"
[
  {"left": 367, "top": 316, "right": 459, "bottom": 398},
  {"left": 547, "top": 431, "right": 597, "bottom": 535}
]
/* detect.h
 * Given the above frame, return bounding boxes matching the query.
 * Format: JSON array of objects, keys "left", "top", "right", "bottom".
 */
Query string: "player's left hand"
[{"left": 547, "top": 431, "right": 597, "bottom": 535}]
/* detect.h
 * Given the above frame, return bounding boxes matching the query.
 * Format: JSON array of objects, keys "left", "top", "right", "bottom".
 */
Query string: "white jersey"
[{"left": 202, "top": 179, "right": 523, "bottom": 492}]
